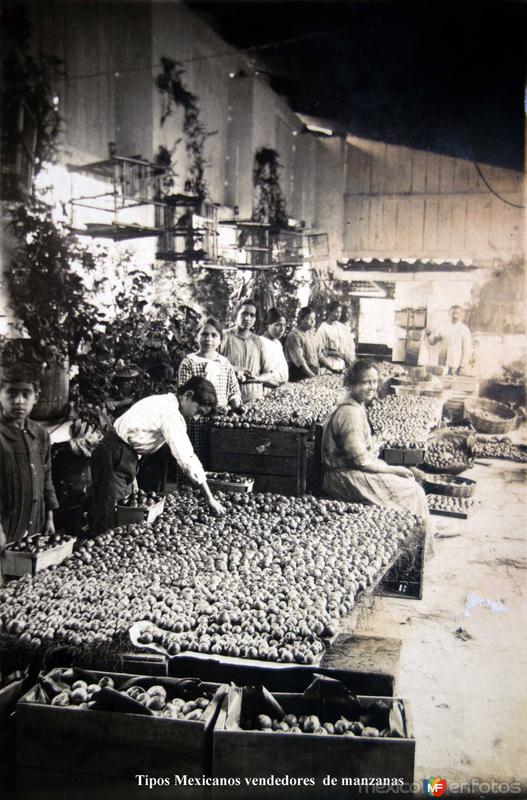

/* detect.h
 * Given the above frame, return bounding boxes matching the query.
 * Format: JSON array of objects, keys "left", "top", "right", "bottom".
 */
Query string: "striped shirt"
[
  {"left": 113, "top": 394, "right": 206, "bottom": 485},
  {"left": 178, "top": 353, "right": 242, "bottom": 409}
]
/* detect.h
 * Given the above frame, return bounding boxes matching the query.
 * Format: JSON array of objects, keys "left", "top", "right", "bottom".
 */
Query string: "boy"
[
  {"left": 89, "top": 376, "right": 225, "bottom": 533},
  {"left": 0, "top": 363, "right": 58, "bottom": 549}
]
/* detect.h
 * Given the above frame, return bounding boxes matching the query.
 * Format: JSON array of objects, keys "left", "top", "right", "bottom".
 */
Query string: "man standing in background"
[{"left": 425, "top": 305, "right": 473, "bottom": 374}]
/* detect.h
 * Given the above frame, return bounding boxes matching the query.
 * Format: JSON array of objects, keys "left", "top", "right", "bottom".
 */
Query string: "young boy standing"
[{"left": 0, "top": 363, "right": 59, "bottom": 549}]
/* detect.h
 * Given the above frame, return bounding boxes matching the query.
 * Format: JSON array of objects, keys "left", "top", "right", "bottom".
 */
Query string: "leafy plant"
[
  {"left": 155, "top": 57, "right": 215, "bottom": 200},
  {"left": 253, "top": 147, "right": 288, "bottom": 229},
  {"left": 5, "top": 195, "right": 106, "bottom": 365},
  {"left": 1, "top": 1, "right": 63, "bottom": 188}
]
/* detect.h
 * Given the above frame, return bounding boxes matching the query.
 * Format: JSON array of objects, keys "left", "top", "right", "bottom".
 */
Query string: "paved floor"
[{"left": 349, "top": 442, "right": 527, "bottom": 795}]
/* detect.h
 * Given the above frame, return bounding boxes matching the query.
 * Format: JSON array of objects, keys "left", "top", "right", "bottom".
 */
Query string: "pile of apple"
[
  {"left": 474, "top": 437, "right": 527, "bottom": 463},
  {"left": 368, "top": 395, "right": 440, "bottom": 448},
  {"left": 211, "top": 364, "right": 416, "bottom": 433},
  {"left": 0, "top": 490, "right": 421, "bottom": 663},
  {"left": 249, "top": 700, "right": 397, "bottom": 738},
  {"left": 213, "top": 375, "right": 345, "bottom": 430}
]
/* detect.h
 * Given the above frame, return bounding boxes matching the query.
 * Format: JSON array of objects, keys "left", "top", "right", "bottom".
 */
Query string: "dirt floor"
[{"left": 349, "top": 434, "right": 527, "bottom": 795}]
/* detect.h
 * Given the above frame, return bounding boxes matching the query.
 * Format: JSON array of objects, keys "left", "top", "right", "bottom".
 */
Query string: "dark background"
[{"left": 189, "top": 1, "right": 526, "bottom": 170}]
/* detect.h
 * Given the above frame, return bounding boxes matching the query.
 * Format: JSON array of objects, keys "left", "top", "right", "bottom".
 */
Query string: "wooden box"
[
  {"left": 1, "top": 675, "right": 32, "bottom": 789},
  {"left": 213, "top": 691, "right": 415, "bottom": 799},
  {"left": 205, "top": 473, "right": 254, "bottom": 494},
  {"left": 2, "top": 538, "right": 75, "bottom": 577},
  {"left": 376, "top": 528, "right": 425, "bottom": 600},
  {"left": 169, "top": 656, "right": 394, "bottom": 696},
  {"left": 382, "top": 447, "right": 425, "bottom": 466},
  {"left": 209, "top": 426, "right": 309, "bottom": 496},
  {"left": 16, "top": 668, "right": 226, "bottom": 783},
  {"left": 115, "top": 496, "right": 165, "bottom": 526}
]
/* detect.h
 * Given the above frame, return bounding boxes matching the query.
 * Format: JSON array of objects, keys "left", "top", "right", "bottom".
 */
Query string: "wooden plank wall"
[{"left": 344, "top": 136, "right": 525, "bottom": 264}]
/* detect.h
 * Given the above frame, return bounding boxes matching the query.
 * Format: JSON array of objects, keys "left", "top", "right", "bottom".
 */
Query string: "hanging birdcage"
[{"left": 155, "top": 194, "right": 219, "bottom": 262}]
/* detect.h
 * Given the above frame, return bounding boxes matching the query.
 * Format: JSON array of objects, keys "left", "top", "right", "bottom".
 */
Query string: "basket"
[
  {"left": 465, "top": 398, "right": 517, "bottom": 434},
  {"left": 423, "top": 474, "right": 476, "bottom": 498}
]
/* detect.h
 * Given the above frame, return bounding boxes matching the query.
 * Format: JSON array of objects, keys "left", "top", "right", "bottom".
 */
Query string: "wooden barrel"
[{"left": 32, "top": 361, "right": 69, "bottom": 421}]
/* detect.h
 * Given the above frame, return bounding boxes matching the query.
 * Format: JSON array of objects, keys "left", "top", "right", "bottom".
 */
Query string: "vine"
[
  {"left": 252, "top": 147, "right": 288, "bottom": 228},
  {"left": 155, "top": 57, "right": 215, "bottom": 201},
  {"left": 1, "top": 0, "right": 64, "bottom": 192}
]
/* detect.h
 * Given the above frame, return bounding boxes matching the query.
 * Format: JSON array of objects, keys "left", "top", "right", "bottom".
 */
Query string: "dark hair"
[
  {"left": 0, "top": 362, "right": 40, "bottom": 390},
  {"left": 327, "top": 300, "right": 342, "bottom": 315},
  {"left": 297, "top": 306, "right": 315, "bottom": 323},
  {"left": 236, "top": 298, "right": 257, "bottom": 315},
  {"left": 450, "top": 305, "right": 462, "bottom": 312},
  {"left": 177, "top": 376, "right": 218, "bottom": 412},
  {"left": 265, "top": 307, "right": 286, "bottom": 327},
  {"left": 343, "top": 358, "right": 378, "bottom": 389},
  {"left": 198, "top": 316, "right": 223, "bottom": 337}
]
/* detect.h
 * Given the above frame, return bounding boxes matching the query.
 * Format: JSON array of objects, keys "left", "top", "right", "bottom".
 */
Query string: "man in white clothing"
[
  {"left": 426, "top": 306, "right": 472, "bottom": 374},
  {"left": 90, "top": 377, "right": 225, "bottom": 532}
]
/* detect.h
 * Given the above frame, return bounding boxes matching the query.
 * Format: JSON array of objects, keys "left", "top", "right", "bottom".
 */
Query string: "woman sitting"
[
  {"left": 316, "top": 300, "right": 356, "bottom": 373},
  {"left": 285, "top": 306, "right": 336, "bottom": 381},
  {"left": 321, "top": 359, "right": 429, "bottom": 522},
  {"left": 178, "top": 317, "right": 243, "bottom": 412},
  {"left": 259, "top": 307, "right": 289, "bottom": 392}
]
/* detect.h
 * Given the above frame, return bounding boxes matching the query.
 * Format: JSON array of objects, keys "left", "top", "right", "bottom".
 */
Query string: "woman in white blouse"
[
  {"left": 259, "top": 308, "right": 289, "bottom": 391},
  {"left": 316, "top": 300, "right": 356, "bottom": 373}
]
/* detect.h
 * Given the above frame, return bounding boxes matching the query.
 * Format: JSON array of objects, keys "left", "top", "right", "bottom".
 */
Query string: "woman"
[
  {"left": 220, "top": 299, "right": 275, "bottom": 402},
  {"left": 178, "top": 317, "right": 243, "bottom": 412},
  {"left": 321, "top": 359, "right": 429, "bottom": 521},
  {"left": 316, "top": 300, "right": 356, "bottom": 373},
  {"left": 285, "top": 306, "right": 335, "bottom": 381},
  {"left": 259, "top": 307, "right": 289, "bottom": 391},
  {"left": 90, "top": 377, "right": 225, "bottom": 533}
]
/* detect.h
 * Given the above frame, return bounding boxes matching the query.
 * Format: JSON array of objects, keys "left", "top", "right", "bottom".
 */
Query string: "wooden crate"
[
  {"left": 320, "top": 635, "right": 401, "bottom": 693},
  {"left": 213, "top": 691, "right": 415, "bottom": 799},
  {"left": 209, "top": 427, "right": 309, "bottom": 496},
  {"left": 169, "top": 656, "right": 394, "bottom": 696},
  {"left": 115, "top": 496, "right": 165, "bottom": 526},
  {"left": 2, "top": 538, "right": 75, "bottom": 577},
  {"left": 205, "top": 473, "right": 254, "bottom": 493},
  {"left": 382, "top": 447, "right": 425, "bottom": 466},
  {"left": 1, "top": 676, "right": 32, "bottom": 789},
  {"left": 16, "top": 669, "right": 226, "bottom": 784},
  {"left": 376, "top": 527, "right": 425, "bottom": 600}
]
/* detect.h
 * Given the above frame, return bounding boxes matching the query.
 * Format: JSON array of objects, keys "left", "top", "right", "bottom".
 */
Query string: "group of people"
[
  {"left": 1, "top": 298, "right": 434, "bottom": 556},
  {"left": 177, "top": 298, "right": 356, "bottom": 407}
]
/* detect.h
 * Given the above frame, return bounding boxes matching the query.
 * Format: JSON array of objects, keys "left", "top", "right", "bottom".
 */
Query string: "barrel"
[{"left": 31, "top": 361, "right": 69, "bottom": 421}]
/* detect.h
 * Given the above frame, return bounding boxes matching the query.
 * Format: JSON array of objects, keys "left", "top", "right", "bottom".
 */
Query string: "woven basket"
[
  {"left": 424, "top": 474, "right": 476, "bottom": 498},
  {"left": 465, "top": 398, "right": 517, "bottom": 434}
]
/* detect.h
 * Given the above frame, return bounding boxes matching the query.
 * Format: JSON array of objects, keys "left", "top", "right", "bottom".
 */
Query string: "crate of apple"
[
  {"left": 205, "top": 472, "right": 254, "bottom": 493},
  {"left": 2, "top": 532, "right": 75, "bottom": 577},
  {"left": 116, "top": 491, "right": 165, "bottom": 525}
]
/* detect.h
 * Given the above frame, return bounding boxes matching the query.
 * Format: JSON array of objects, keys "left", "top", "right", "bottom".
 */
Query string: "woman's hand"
[
  {"left": 393, "top": 466, "right": 414, "bottom": 479},
  {"left": 208, "top": 496, "right": 226, "bottom": 516}
]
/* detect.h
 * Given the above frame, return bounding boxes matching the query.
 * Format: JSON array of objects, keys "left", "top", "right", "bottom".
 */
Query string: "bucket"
[{"left": 32, "top": 361, "right": 69, "bottom": 421}]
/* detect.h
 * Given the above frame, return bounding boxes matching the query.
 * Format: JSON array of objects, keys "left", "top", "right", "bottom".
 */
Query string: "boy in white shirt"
[{"left": 90, "top": 377, "right": 224, "bottom": 532}]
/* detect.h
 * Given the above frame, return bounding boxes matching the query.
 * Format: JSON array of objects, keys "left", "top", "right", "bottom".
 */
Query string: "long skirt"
[{"left": 322, "top": 468, "right": 429, "bottom": 520}]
